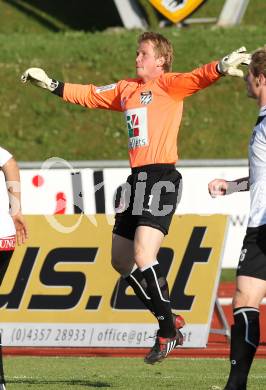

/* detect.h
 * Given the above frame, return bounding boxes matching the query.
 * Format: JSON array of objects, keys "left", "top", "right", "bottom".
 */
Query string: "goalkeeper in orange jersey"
[{"left": 21, "top": 31, "right": 250, "bottom": 364}]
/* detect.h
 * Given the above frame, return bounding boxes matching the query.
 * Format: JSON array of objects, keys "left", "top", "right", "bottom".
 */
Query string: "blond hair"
[{"left": 138, "top": 32, "right": 174, "bottom": 72}]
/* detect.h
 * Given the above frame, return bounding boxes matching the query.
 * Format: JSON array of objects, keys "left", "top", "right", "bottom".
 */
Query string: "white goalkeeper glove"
[
  {"left": 21, "top": 68, "right": 59, "bottom": 91},
  {"left": 217, "top": 47, "right": 251, "bottom": 77}
]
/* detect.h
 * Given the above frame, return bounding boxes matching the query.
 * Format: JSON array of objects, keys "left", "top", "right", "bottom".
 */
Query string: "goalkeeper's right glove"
[
  {"left": 217, "top": 47, "right": 251, "bottom": 77},
  {"left": 21, "top": 68, "right": 59, "bottom": 91}
]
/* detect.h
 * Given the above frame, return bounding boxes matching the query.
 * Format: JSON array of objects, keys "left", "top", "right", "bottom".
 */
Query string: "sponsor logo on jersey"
[
  {"left": 127, "top": 113, "right": 140, "bottom": 138},
  {"left": 96, "top": 83, "right": 116, "bottom": 93},
  {"left": 125, "top": 107, "right": 148, "bottom": 150},
  {"left": 140, "top": 91, "right": 152, "bottom": 105},
  {"left": 0, "top": 235, "right": 16, "bottom": 251}
]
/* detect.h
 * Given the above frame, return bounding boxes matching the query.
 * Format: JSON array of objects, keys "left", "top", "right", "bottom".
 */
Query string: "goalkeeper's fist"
[
  {"left": 21, "top": 68, "right": 58, "bottom": 91},
  {"left": 217, "top": 47, "right": 251, "bottom": 77}
]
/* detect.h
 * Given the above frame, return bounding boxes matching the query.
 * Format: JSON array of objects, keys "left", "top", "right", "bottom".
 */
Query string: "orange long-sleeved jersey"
[{"left": 63, "top": 61, "right": 220, "bottom": 168}]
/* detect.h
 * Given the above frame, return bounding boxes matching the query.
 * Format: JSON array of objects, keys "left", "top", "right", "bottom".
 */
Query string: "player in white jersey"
[
  {"left": 0, "top": 146, "right": 28, "bottom": 253},
  {"left": 208, "top": 46, "right": 266, "bottom": 390},
  {"left": 0, "top": 146, "right": 28, "bottom": 389},
  {"left": 0, "top": 146, "right": 28, "bottom": 265}
]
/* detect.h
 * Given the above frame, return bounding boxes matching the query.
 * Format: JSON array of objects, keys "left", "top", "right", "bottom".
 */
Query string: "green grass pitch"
[{"left": 2, "top": 356, "right": 266, "bottom": 389}]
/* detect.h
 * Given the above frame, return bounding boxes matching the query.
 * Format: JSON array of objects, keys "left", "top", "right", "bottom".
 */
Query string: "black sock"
[
  {"left": 225, "top": 307, "right": 259, "bottom": 390},
  {"left": 141, "top": 263, "right": 175, "bottom": 338},
  {"left": 125, "top": 268, "right": 155, "bottom": 315}
]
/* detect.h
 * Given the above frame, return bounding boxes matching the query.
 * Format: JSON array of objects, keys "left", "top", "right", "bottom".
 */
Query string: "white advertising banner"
[
  {"left": 20, "top": 169, "right": 75, "bottom": 214},
  {"left": 178, "top": 166, "right": 249, "bottom": 268},
  {"left": 16, "top": 164, "right": 249, "bottom": 268}
]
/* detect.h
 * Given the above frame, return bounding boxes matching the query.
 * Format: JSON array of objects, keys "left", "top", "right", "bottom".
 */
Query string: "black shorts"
[
  {"left": 236, "top": 225, "right": 266, "bottom": 280},
  {"left": 113, "top": 164, "right": 182, "bottom": 240}
]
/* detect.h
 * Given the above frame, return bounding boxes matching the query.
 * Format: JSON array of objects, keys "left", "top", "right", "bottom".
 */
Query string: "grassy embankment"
[{"left": 0, "top": 0, "right": 265, "bottom": 161}]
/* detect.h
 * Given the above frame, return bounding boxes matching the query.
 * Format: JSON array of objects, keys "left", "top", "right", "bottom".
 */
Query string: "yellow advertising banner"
[
  {"left": 149, "top": 0, "right": 206, "bottom": 23},
  {"left": 0, "top": 214, "right": 227, "bottom": 348}
]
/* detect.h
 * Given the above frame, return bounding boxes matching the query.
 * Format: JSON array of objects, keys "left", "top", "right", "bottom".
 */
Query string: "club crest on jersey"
[{"left": 140, "top": 91, "right": 152, "bottom": 105}]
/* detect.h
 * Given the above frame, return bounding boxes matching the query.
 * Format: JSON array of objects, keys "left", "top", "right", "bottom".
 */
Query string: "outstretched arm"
[
  {"left": 208, "top": 177, "right": 249, "bottom": 198},
  {"left": 21, "top": 68, "right": 122, "bottom": 110},
  {"left": 166, "top": 47, "right": 251, "bottom": 100}
]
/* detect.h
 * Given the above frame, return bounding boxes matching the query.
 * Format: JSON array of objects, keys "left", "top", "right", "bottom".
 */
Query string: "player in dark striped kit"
[{"left": 209, "top": 46, "right": 266, "bottom": 390}]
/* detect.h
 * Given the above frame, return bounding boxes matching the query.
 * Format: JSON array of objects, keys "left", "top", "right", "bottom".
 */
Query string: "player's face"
[
  {"left": 136, "top": 40, "right": 164, "bottom": 82},
  {"left": 244, "top": 69, "right": 260, "bottom": 99}
]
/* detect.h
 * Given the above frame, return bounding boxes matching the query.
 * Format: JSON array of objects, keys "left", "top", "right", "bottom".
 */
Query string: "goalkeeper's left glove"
[{"left": 217, "top": 47, "right": 251, "bottom": 77}]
